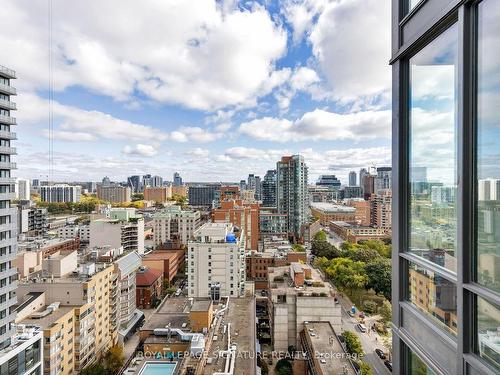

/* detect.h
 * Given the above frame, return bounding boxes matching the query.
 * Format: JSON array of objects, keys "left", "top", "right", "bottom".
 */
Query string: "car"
[
  {"left": 357, "top": 323, "right": 367, "bottom": 333},
  {"left": 375, "top": 349, "right": 386, "bottom": 360},
  {"left": 384, "top": 360, "right": 392, "bottom": 372},
  {"left": 347, "top": 310, "right": 355, "bottom": 317}
]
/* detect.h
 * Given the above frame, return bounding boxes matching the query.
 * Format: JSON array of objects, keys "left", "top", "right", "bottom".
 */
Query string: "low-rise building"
[
  {"left": 345, "top": 198, "right": 371, "bottom": 226},
  {"left": 329, "top": 221, "right": 389, "bottom": 243},
  {"left": 136, "top": 267, "right": 163, "bottom": 309},
  {"left": 310, "top": 202, "right": 356, "bottom": 225},
  {"left": 188, "top": 223, "right": 246, "bottom": 299},
  {"left": 268, "top": 263, "right": 341, "bottom": 352},
  {"left": 17, "top": 203, "right": 48, "bottom": 236},
  {"left": 90, "top": 208, "right": 145, "bottom": 254},
  {"left": 141, "top": 249, "right": 184, "bottom": 283},
  {"left": 189, "top": 300, "right": 213, "bottom": 333}
]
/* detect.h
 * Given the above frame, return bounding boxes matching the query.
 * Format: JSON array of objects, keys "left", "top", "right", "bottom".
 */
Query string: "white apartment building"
[
  {"left": 57, "top": 225, "right": 79, "bottom": 239},
  {"left": 90, "top": 208, "right": 144, "bottom": 254},
  {"left": 153, "top": 205, "right": 201, "bottom": 246},
  {"left": 40, "top": 184, "right": 81, "bottom": 203},
  {"left": 187, "top": 223, "right": 246, "bottom": 299},
  {"left": 15, "top": 178, "right": 30, "bottom": 200},
  {"left": 114, "top": 251, "right": 143, "bottom": 342}
]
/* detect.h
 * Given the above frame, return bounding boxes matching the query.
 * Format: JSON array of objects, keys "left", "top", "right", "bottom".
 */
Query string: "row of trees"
[{"left": 312, "top": 231, "right": 392, "bottom": 301}]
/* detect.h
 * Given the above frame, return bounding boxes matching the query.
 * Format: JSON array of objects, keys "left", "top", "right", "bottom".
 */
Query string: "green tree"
[
  {"left": 275, "top": 359, "right": 293, "bottom": 375},
  {"left": 342, "top": 331, "right": 364, "bottom": 357},
  {"left": 314, "top": 230, "right": 327, "bottom": 242},
  {"left": 365, "top": 257, "right": 392, "bottom": 300},
  {"left": 379, "top": 299, "right": 392, "bottom": 323},
  {"left": 360, "top": 362, "right": 373, "bottom": 375},
  {"left": 363, "top": 300, "right": 378, "bottom": 315},
  {"left": 344, "top": 247, "right": 381, "bottom": 263},
  {"left": 81, "top": 363, "right": 107, "bottom": 375},
  {"left": 311, "top": 240, "right": 341, "bottom": 259},
  {"left": 292, "top": 244, "right": 305, "bottom": 252},
  {"left": 104, "top": 345, "right": 125, "bottom": 375},
  {"left": 325, "top": 258, "right": 368, "bottom": 293},
  {"left": 132, "top": 193, "right": 144, "bottom": 201},
  {"left": 359, "top": 239, "right": 391, "bottom": 258}
]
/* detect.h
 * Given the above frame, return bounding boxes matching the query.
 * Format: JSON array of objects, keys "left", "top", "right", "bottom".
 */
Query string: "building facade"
[
  {"left": 188, "top": 184, "right": 220, "bottom": 206},
  {"left": 97, "top": 185, "right": 131, "bottom": 203},
  {"left": 15, "top": 178, "right": 30, "bottom": 200},
  {"left": 348, "top": 171, "right": 357, "bottom": 187},
  {"left": 152, "top": 205, "right": 201, "bottom": 246},
  {"left": 262, "top": 169, "right": 277, "bottom": 207},
  {"left": 392, "top": 1, "right": 500, "bottom": 374},
  {"left": 187, "top": 223, "right": 246, "bottom": 299},
  {"left": 144, "top": 186, "right": 172, "bottom": 203},
  {"left": 40, "top": 184, "right": 81, "bottom": 203},
  {"left": 276, "top": 155, "right": 308, "bottom": 241}
]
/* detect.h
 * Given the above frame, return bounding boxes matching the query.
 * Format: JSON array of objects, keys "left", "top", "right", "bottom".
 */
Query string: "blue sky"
[{"left": 2, "top": 0, "right": 392, "bottom": 184}]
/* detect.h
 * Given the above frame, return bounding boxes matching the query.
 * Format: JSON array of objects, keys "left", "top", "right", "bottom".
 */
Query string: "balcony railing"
[
  {"left": 0, "top": 66, "right": 16, "bottom": 79},
  {"left": 0, "top": 115, "right": 16, "bottom": 125},
  {"left": 0, "top": 146, "right": 16, "bottom": 154},
  {"left": 0, "top": 83, "right": 16, "bottom": 96},
  {"left": 0, "top": 99, "right": 15, "bottom": 111},
  {"left": 0, "top": 131, "right": 17, "bottom": 140},
  {"left": 0, "top": 162, "right": 16, "bottom": 169}
]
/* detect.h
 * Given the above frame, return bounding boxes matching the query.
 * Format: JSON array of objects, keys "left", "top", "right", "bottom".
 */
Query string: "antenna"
[{"left": 48, "top": 0, "right": 54, "bottom": 185}]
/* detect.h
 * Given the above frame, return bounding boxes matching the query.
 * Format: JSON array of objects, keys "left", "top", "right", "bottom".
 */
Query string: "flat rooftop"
[
  {"left": 303, "top": 321, "right": 357, "bottom": 375},
  {"left": 22, "top": 306, "right": 74, "bottom": 329},
  {"left": 142, "top": 298, "right": 190, "bottom": 331},
  {"left": 191, "top": 300, "right": 212, "bottom": 312},
  {"left": 269, "top": 265, "right": 335, "bottom": 296},
  {"left": 310, "top": 203, "right": 356, "bottom": 213}
]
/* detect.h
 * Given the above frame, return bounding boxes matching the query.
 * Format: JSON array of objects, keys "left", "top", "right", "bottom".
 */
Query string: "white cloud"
[
  {"left": 239, "top": 108, "right": 390, "bottom": 142},
  {"left": 308, "top": 0, "right": 391, "bottom": 105},
  {"left": 42, "top": 130, "right": 97, "bottom": 142},
  {"left": 275, "top": 66, "right": 320, "bottom": 111},
  {"left": 122, "top": 144, "right": 158, "bottom": 157},
  {"left": 185, "top": 148, "right": 210, "bottom": 158},
  {"left": 224, "top": 147, "right": 288, "bottom": 161},
  {"left": 170, "top": 127, "right": 223, "bottom": 143},
  {"left": 2, "top": 0, "right": 287, "bottom": 111}
]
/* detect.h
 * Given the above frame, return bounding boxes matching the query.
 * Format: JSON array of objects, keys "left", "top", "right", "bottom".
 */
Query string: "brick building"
[{"left": 136, "top": 267, "right": 163, "bottom": 309}]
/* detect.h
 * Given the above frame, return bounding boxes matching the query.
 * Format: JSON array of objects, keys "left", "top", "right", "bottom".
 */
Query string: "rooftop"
[
  {"left": 310, "top": 203, "right": 356, "bottom": 213},
  {"left": 136, "top": 267, "right": 163, "bottom": 286},
  {"left": 303, "top": 321, "right": 357, "bottom": 375},
  {"left": 22, "top": 305, "right": 74, "bottom": 329},
  {"left": 190, "top": 300, "right": 212, "bottom": 312}
]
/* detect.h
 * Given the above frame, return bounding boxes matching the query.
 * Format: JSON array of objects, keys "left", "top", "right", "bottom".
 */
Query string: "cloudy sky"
[{"left": 2, "top": 0, "right": 392, "bottom": 184}]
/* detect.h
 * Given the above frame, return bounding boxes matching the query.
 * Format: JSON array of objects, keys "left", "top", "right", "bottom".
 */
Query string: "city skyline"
[{"left": 0, "top": 0, "right": 391, "bottom": 183}]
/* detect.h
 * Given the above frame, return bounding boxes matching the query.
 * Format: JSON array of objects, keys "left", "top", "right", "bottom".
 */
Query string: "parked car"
[
  {"left": 375, "top": 349, "right": 386, "bottom": 360},
  {"left": 384, "top": 360, "right": 392, "bottom": 372},
  {"left": 357, "top": 323, "right": 367, "bottom": 333},
  {"left": 347, "top": 310, "right": 355, "bottom": 317}
]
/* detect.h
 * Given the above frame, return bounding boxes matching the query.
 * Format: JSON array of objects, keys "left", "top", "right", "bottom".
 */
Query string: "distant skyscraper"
[
  {"left": 142, "top": 174, "right": 152, "bottom": 188},
  {"left": 375, "top": 167, "right": 392, "bottom": 194},
  {"left": 150, "top": 175, "right": 163, "bottom": 188},
  {"left": 15, "top": 178, "right": 30, "bottom": 200},
  {"left": 262, "top": 170, "right": 277, "bottom": 207},
  {"left": 277, "top": 155, "right": 308, "bottom": 241},
  {"left": 316, "top": 175, "right": 341, "bottom": 190},
  {"left": 348, "top": 171, "right": 357, "bottom": 187},
  {"left": 239, "top": 179, "right": 247, "bottom": 191},
  {"left": 127, "top": 175, "right": 141, "bottom": 192},
  {"left": 359, "top": 168, "right": 368, "bottom": 195},
  {"left": 188, "top": 184, "right": 221, "bottom": 206},
  {"left": 411, "top": 166, "right": 428, "bottom": 183},
  {"left": 173, "top": 172, "right": 183, "bottom": 186}
]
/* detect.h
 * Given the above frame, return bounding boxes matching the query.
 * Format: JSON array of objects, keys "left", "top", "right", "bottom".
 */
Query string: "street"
[{"left": 340, "top": 304, "right": 391, "bottom": 375}]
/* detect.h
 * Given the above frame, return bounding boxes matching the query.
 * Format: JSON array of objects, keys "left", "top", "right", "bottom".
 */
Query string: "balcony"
[
  {"left": 0, "top": 83, "right": 16, "bottom": 96},
  {"left": 0, "top": 131, "right": 16, "bottom": 140},
  {"left": 0, "top": 146, "right": 16, "bottom": 155},
  {"left": 0, "top": 178, "right": 16, "bottom": 185},
  {"left": 0, "top": 207, "right": 16, "bottom": 216},
  {"left": 0, "top": 99, "right": 15, "bottom": 111},
  {"left": 0, "top": 115, "right": 16, "bottom": 125},
  {"left": 0, "top": 66, "right": 16, "bottom": 79},
  {"left": 0, "top": 192, "right": 16, "bottom": 200},
  {"left": 0, "top": 162, "right": 16, "bottom": 169}
]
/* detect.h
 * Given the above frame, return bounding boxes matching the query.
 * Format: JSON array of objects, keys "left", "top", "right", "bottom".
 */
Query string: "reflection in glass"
[
  {"left": 409, "top": 349, "right": 437, "bottom": 375},
  {"left": 409, "top": 0, "right": 422, "bottom": 12},
  {"left": 409, "top": 25, "right": 458, "bottom": 272},
  {"left": 476, "top": 297, "right": 500, "bottom": 371},
  {"left": 408, "top": 262, "right": 457, "bottom": 335},
  {"left": 477, "top": 0, "right": 500, "bottom": 294}
]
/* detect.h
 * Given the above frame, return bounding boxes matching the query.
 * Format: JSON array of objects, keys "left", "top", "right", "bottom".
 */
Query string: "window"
[
  {"left": 476, "top": 296, "right": 500, "bottom": 371},
  {"left": 409, "top": 24, "right": 458, "bottom": 272},
  {"left": 408, "top": 348, "right": 437, "bottom": 374},
  {"left": 476, "top": 0, "right": 500, "bottom": 295},
  {"left": 408, "top": 262, "right": 457, "bottom": 335}
]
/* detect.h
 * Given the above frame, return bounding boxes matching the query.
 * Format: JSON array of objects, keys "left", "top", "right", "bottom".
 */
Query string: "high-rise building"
[
  {"left": 316, "top": 174, "right": 341, "bottom": 190},
  {"left": 97, "top": 185, "right": 132, "bottom": 203},
  {"left": 150, "top": 175, "right": 163, "bottom": 188},
  {"left": 102, "top": 176, "right": 111, "bottom": 187},
  {"left": 187, "top": 223, "right": 246, "bottom": 299},
  {"left": 375, "top": 166, "right": 392, "bottom": 194},
  {"left": 359, "top": 168, "right": 368, "bottom": 194},
  {"left": 247, "top": 174, "right": 262, "bottom": 200},
  {"left": 127, "top": 175, "right": 141, "bottom": 192},
  {"left": 362, "top": 174, "right": 375, "bottom": 199},
  {"left": 173, "top": 172, "right": 183, "bottom": 186},
  {"left": 15, "top": 178, "right": 30, "bottom": 200},
  {"left": 370, "top": 189, "right": 392, "bottom": 230},
  {"left": 144, "top": 186, "right": 172, "bottom": 203},
  {"left": 40, "top": 184, "right": 81, "bottom": 203},
  {"left": 276, "top": 155, "right": 308, "bottom": 241},
  {"left": 262, "top": 169, "right": 277, "bottom": 207},
  {"left": 348, "top": 171, "right": 357, "bottom": 187},
  {"left": 392, "top": 2, "right": 500, "bottom": 373},
  {"left": 239, "top": 179, "right": 246, "bottom": 191},
  {"left": 188, "top": 184, "right": 220, "bottom": 206},
  {"left": 0, "top": 64, "right": 44, "bottom": 374}
]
